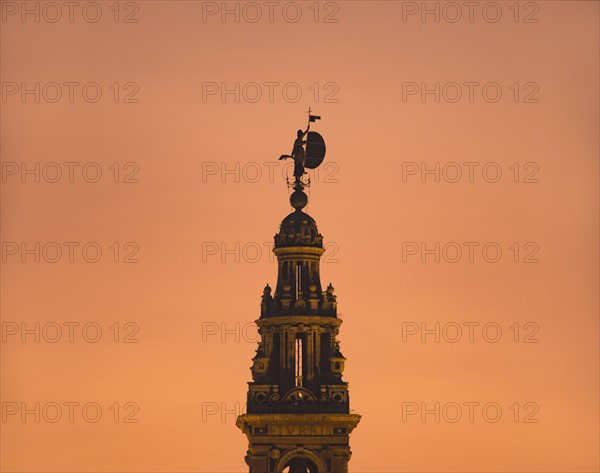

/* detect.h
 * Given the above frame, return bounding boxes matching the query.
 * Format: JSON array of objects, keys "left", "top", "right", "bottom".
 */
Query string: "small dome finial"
[{"left": 290, "top": 183, "right": 308, "bottom": 211}]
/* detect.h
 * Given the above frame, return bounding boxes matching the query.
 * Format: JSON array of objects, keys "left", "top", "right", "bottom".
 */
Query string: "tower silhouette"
[{"left": 237, "top": 178, "right": 361, "bottom": 472}]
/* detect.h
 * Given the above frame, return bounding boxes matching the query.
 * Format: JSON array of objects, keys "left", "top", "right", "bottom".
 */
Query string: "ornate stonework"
[{"left": 237, "top": 184, "right": 360, "bottom": 473}]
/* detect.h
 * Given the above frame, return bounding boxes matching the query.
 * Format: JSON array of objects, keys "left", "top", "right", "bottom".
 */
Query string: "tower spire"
[{"left": 237, "top": 115, "right": 360, "bottom": 473}]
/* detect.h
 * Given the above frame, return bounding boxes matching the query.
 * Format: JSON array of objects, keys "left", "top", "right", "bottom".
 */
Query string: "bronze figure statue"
[
  {"left": 278, "top": 110, "right": 326, "bottom": 185},
  {"left": 279, "top": 123, "right": 310, "bottom": 183}
]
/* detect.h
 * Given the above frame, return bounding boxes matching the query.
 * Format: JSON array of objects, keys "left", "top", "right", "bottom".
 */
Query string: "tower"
[{"left": 236, "top": 123, "right": 360, "bottom": 472}]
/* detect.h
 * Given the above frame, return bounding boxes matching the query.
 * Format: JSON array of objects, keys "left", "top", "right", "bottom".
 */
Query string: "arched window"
[{"left": 282, "top": 457, "right": 319, "bottom": 472}]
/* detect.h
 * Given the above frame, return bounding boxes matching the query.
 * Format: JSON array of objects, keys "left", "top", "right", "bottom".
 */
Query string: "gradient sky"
[{"left": 1, "top": 1, "right": 599, "bottom": 472}]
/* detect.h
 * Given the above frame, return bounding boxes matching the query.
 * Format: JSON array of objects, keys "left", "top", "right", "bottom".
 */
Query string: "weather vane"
[{"left": 278, "top": 109, "right": 326, "bottom": 190}]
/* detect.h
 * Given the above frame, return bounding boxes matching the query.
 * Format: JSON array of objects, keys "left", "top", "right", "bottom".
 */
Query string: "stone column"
[
  {"left": 247, "top": 445, "right": 270, "bottom": 472},
  {"left": 306, "top": 328, "right": 314, "bottom": 381},
  {"left": 331, "top": 446, "right": 351, "bottom": 473}
]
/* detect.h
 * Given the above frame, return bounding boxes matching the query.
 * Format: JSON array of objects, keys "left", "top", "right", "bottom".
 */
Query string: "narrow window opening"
[
  {"left": 296, "top": 263, "right": 302, "bottom": 298},
  {"left": 295, "top": 337, "right": 303, "bottom": 387}
]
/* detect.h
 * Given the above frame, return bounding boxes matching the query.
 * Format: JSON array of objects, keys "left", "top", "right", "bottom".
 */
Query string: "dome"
[{"left": 274, "top": 210, "right": 323, "bottom": 248}]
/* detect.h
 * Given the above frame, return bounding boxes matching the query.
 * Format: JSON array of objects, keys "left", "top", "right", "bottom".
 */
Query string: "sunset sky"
[{"left": 1, "top": 1, "right": 599, "bottom": 471}]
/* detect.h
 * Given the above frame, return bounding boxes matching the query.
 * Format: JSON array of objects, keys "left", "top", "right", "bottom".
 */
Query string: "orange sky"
[{"left": 1, "top": 1, "right": 599, "bottom": 471}]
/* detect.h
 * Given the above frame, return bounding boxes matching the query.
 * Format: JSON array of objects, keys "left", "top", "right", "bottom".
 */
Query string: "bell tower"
[{"left": 237, "top": 120, "right": 360, "bottom": 473}]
